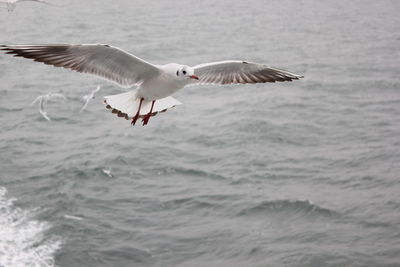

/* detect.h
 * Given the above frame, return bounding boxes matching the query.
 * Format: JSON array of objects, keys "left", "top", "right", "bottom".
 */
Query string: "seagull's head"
[{"left": 176, "top": 65, "right": 199, "bottom": 81}]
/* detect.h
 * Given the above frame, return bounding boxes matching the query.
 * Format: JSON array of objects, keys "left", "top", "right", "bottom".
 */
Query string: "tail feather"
[{"left": 104, "top": 90, "right": 182, "bottom": 121}]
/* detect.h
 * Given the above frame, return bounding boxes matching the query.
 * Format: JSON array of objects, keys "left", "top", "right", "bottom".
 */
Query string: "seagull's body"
[
  {"left": 80, "top": 85, "right": 101, "bottom": 112},
  {"left": 0, "top": 0, "right": 52, "bottom": 12},
  {"left": 1, "top": 44, "right": 303, "bottom": 126}
]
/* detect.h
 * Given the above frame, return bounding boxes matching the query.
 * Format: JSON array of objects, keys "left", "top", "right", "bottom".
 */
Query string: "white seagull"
[
  {"left": 0, "top": 0, "right": 53, "bottom": 12},
  {"left": 80, "top": 85, "right": 101, "bottom": 112},
  {"left": 31, "top": 92, "right": 65, "bottom": 121},
  {"left": 0, "top": 44, "right": 303, "bottom": 126}
]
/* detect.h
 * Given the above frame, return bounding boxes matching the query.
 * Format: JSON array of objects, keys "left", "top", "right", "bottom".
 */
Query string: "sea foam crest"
[{"left": 0, "top": 187, "right": 61, "bottom": 267}]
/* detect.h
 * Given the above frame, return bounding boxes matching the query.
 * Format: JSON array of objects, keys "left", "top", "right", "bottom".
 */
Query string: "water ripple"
[{"left": 237, "top": 199, "right": 338, "bottom": 218}]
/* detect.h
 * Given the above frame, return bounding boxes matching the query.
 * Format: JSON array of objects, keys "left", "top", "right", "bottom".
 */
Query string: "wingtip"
[{"left": 0, "top": 45, "right": 22, "bottom": 53}]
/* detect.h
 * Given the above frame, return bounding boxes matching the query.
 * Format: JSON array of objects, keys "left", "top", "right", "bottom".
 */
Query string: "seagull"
[
  {"left": 0, "top": 44, "right": 303, "bottom": 126},
  {"left": 0, "top": 0, "right": 53, "bottom": 12},
  {"left": 80, "top": 85, "right": 101, "bottom": 112},
  {"left": 102, "top": 168, "right": 113, "bottom": 178},
  {"left": 31, "top": 92, "right": 65, "bottom": 121},
  {"left": 63, "top": 214, "right": 83, "bottom": 221}
]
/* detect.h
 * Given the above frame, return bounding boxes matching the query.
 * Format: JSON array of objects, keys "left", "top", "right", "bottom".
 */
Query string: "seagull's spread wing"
[
  {"left": 0, "top": 44, "right": 161, "bottom": 88},
  {"left": 192, "top": 60, "right": 303, "bottom": 85},
  {"left": 17, "top": 0, "right": 54, "bottom": 5}
]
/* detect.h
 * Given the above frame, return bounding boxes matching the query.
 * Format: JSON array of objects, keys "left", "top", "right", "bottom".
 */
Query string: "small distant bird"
[
  {"left": 80, "top": 85, "right": 101, "bottom": 112},
  {"left": 102, "top": 168, "right": 113, "bottom": 178},
  {"left": 0, "top": 0, "right": 53, "bottom": 12},
  {"left": 0, "top": 44, "right": 303, "bottom": 126},
  {"left": 63, "top": 214, "right": 83, "bottom": 221},
  {"left": 31, "top": 92, "right": 65, "bottom": 121}
]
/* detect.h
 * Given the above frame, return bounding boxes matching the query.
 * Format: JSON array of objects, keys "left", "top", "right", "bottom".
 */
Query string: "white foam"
[{"left": 0, "top": 187, "right": 62, "bottom": 267}]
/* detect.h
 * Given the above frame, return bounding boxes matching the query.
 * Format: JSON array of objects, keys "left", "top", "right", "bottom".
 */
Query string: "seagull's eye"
[
  {"left": 176, "top": 70, "right": 179, "bottom": 76},
  {"left": 183, "top": 70, "right": 186, "bottom": 75}
]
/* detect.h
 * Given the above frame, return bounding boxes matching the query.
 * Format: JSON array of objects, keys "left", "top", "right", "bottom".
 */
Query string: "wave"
[
  {"left": 0, "top": 187, "right": 61, "bottom": 267},
  {"left": 160, "top": 194, "right": 241, "bottom": 213},
  {"left": 237, "top": 199, "right": 338, "bottom": 218}
]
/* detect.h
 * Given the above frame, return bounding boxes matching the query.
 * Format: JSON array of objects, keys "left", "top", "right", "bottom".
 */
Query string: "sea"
[{"left": 0, "top": 0, "right": 399, "bottom": 266}]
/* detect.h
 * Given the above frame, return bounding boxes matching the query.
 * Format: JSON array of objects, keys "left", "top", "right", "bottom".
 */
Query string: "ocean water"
[{"left": 0, "top": 0, "right": 400, "bottom": 266}]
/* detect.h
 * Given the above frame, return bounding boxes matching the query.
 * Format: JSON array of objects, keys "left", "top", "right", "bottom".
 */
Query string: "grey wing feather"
[
  {"left": 17, "top": 0, "right": 54, "bottom": 5},
  {"left": 0, "top": 44, "right": 160, "bottom": 88},
  {"left": 192, "top": 60, "right": 303, "bottom": 85}
]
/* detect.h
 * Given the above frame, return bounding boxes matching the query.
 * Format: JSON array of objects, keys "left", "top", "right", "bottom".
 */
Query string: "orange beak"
[{"left": 190, "top": 75, "right": 199, "bottom": 80}]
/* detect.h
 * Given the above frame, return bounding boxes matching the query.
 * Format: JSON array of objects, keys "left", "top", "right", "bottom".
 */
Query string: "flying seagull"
[
  {"left": 80, "top": 85, "right": 101, "bottom": 112},
  {"left": 0, "top": 44, "right": 303, "bottom": 126},
  {"left": 31, "top": 92, "right": 66, "bottom": 121},
  {"left": 0, "top": 0, "right": 53, "bottom": 12}
]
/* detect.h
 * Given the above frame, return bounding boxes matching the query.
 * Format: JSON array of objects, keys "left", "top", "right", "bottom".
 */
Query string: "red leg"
[
  {"left": 142, "top": 100, "right": 155, "bottom": 126},
  {"left": 131, "top": 98, "right": 144, "bottom": 126}
]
